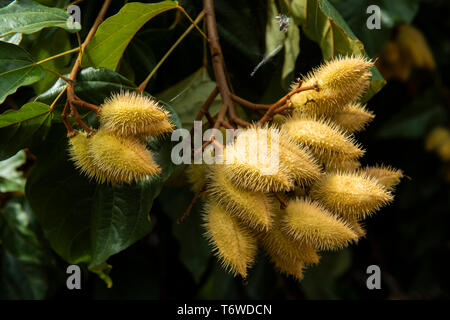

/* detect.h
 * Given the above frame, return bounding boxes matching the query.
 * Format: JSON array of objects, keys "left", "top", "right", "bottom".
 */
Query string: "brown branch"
[
  {"left": 178, "top": 184, "right": 207, "bottom": 224},
  {"left": 230, "top": 94, "right": 270, "bottom": 110},
  {"left": 273, "top": 192, "right": 288, "bottom": 209},
  {"left": 62, "top": 0, "right": 112, "bottom": 134}
]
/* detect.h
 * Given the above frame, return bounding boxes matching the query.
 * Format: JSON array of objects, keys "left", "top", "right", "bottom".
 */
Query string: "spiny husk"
[
  {"left": 330, "top": 102, "right": 374, "bottom": 133},
  {"left": 282, "top": 198, "right": 358, "bottom": 250},
  {"left": 186, "top": 164, "right": 210, "bottom": 193},
  {"left": 282, "top": 115, "right": 364, "bottom": 163},
  {"left": 88, "top": 129, "right": 161, "bottom": 183},
  {"left": 360, "top": 165, "right": 403, "bottom": 191},
  {"left": 222, "top": 128, "right": 294, "bottom": 192},
  {"left": 396, "top": 24, "right": 435, "bottom": 70},
  {"left": 267, "top": 251, "right": 305, "bottom": 281},
  {"left": 207, "top": 165, "right": 274, "bottom": 230},
  {"left": 68, "top": 131, "right": 107, "bottom": 182},
  {"left": 259, "top": 213, "right": 320, "bottom": 266},
  {"left": 310, "top": 172, "right": 393, "bottom": 218},
  {"left": 345, "top": 216, "right": 366, "bottom": 238},
  {"left": 99, "top": 90, "right": 173, "bottom": 137},
  {"left": 291, "top": 56, "right": 373, "bottom": 116},
  {"left": 203, "top": 201, "right": 258, "bottom": 278},
  {"left": 324, "top": 158, "right": 361, "bottom": 173}
]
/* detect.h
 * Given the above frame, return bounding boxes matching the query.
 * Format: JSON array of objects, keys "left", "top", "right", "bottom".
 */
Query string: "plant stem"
[
  {"left": 137, "top": 10, "right": 205, "bottom": 93},
  {"left": 34, "top": 47, "right": 80, "bottom": 66}
]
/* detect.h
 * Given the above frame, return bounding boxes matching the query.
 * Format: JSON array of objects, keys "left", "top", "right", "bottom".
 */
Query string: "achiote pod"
[
  {"left": 282, "top": 198, "right": 358, "bottom": 250},
  {"left": 68, "top": 131, "right": 106, "bottom": 182},
  {"left": 282, "top": 116, "right": 364, "bottom": 163},
  {"left": 207, "top": 165, "right": 274, "bottom": 230},
  {"left": 291, "top": 56, "right": 373, "bottom": 116},
  {"left": 360, "top": 165, "right": 403, "bottom": 190},
  {"left": 258, "top": 213, "right": 320, "bottom": 266},
  {"left": 203, "top": 201, "right": 258, "bottom": 278},
  {"left": 310, "top": 172, "right": 393, "bottom": 218},
  {"left": 330, "top": 102, "right": 374, "bottom": 133},
  {"left": 267, "top": 250, "right": 305, "bottom": 281},
  {"left": 88, "top": 129, "right": 161, "bottom": 183},
  {"left": 186, "top": 164, "right": 210, "bottom": 193},
  {"left": 222, "top": 134, "right": 294, "bottom": 192},
  {"left": 99, "top": 91, "right": 173, "bottom": 137}
]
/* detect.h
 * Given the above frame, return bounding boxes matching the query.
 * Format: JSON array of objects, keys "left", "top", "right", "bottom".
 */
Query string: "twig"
[
  {"left": 178, "top": 185, "right": 206, "bottom": 224},
  {"left": 273, "top": 192, "right": 288, "bottom": 209}
]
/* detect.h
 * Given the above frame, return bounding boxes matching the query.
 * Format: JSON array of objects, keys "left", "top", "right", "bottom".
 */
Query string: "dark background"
[{"left": 1, "top": 0, "right": 449, "bottom": 300}]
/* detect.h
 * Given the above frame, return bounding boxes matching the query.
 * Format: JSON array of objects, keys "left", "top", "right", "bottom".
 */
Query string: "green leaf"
[
  {"left": 26, "top": 68, "right": 182, "bottom": 270},
  {"left": 157, "top": 67, "right": 221, "bottom": 130},
  {"left": 0, "top": 150, "right": 26, "bottom": 193},
  {"left": 83, "top": 1, "right": 178, "bottom": 71},
  {"left": 0, "top": 42, "right": 45, "bottom": 103},
  {"left": 0, "top": 32, "right": 22, "bottom": 45},
  {"left": 0, "top": 102, "right": 52, "bottom": 161},
  {"left": 159, "top": 185, "right": 211, "bottom": 283},
  {"left": 0, "top": 0, "right": 81, "bottom": 38},
  {"left": 284, "top": 0, "right": 386, "bottom": 100},
  {"left": 36, "top": 67, "right": 137, "bottom": 106},
  {"left": 329, "top": 0, "right": 419, "bottom": 57},
  {"left": 31, "top": 28, "right": 71, "bottom": 94},
  {"left": 301, "top": 249, "right": 352, "bottom": 299},
  {"left": 0, "top": 197, "right": 60, "bottom": 299}
]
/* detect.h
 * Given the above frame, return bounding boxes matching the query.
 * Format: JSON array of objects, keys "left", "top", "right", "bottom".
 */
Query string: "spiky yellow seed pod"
[
  {"left": 330, "top": 102, "right": 374, "bottom": 133},
  {"left": 186, "top": 164, "right": 210, "bottom": 192},
  {"left": 278, "top": 133, "right": 323, "bottom": 185},
  {"left": 310, "top": 172, "right": 393, "bottom": 218},
  {"left": 268, "top": 252, "right": 304, "bottom": 281},
  {"left": 282, "top": 198, "right": 358, "bottom": 250},
  {"left": 89, "top": 129, "right": 161, "bottom": 183},
  {"left": 345, "top": 217, "right": 366, "bottom": 238},
  {"left": 259, "top": 213, "right": 320, "bottom": 266},
  {"left": 282, "top": 116, "right": 364, "bottom": 163},
  {"left": 291, "top": 56, "right": 373, "bottom": 116},
  {"left": 361, "top": 165, "right": 403, "bottom": 190},
  {"left": 68, "top": 131, "right": 106, "bottom": 182},
  {"left": 207, "top": 166, "right": 274, "bottom": 230},
  {"left": 425, "top": 127, "right": 450, "bottom": 151},
  {"left": 325, "top": 159, "right": 361, "bottom": 173},
  {"left": 99, "top": 91, "right": 173, "bottom": 137},
  {"left": 222, "top": 128, "right": 294, "bottom": 192},
  {"left": 203, "top": 202, "right": 258, "bottom": 278}
]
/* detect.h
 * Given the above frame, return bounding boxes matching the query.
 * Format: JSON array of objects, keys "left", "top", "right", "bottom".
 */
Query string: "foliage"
[{"left": 0, "top": 0, "right": 449, "bottom": 300}]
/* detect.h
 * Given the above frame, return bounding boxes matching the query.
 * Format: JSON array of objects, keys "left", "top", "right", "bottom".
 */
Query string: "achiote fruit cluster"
[
  {"left": 68, "top": 91, "right": 173, "bottom": 183},
  {"left": 190, "top": 56, "right": 403, "bottom": 280}
]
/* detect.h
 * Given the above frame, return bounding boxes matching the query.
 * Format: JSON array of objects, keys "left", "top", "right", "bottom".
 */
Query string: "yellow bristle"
[
  {"left": 68, "top": 131, "right": 107, "bottom": 182},
  {"left": 345, "top": 216, "right": 366, "bottom": 238},
  {"left": 207, "top": 166, "right": 274, "bottom": 230},
  {"left": 291, "top": 56, "right": 373, "bottom": 116},
  {"left": 186, "top": 164, "right": 210, "bottom": 192},
  {"left": 99, "top": 90, "right": 173, "bottom": 137},
  {"left": 203, "top": 201, "right": 258, "bottom": 278},
  {"left": 282, "top": 198, "right": 358, "bottom": 250},
  {"left": 310, "top": 172, "right": 393, "bottom": 219},
  {"left": 222, "top": 128, "right": 294, "bottom": 192},
  {"left": 282, "top": 116, "right": 364, "bottom": 163},
  {"left": 268, "top": 252, "right": 304, "bottom": 281},
  {"left": 330, "top": 102, "right": 374, "bottom": 133},
  {"left": 258, "top": 213, "right": 320, "bottom": 266},
  {"left": 360, "top": 165, "right": 403, "bottom": 190},
  {"left": 88, "top": 129, "right": 161, "bottom": 184},
  {"left": 325, "top": 159, "right": 361, "bottom": 173}
]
